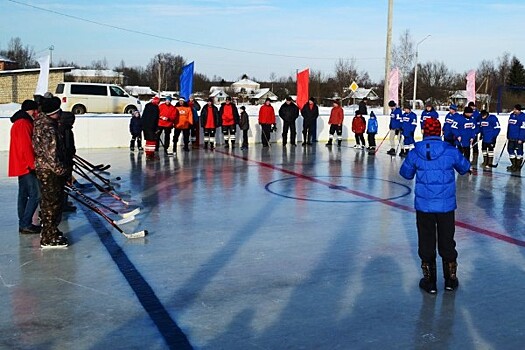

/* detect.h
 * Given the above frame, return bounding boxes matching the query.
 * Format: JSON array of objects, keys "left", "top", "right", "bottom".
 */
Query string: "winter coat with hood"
[
  {"left": 141, "top": 101, "right": 160, "bottom": 140},
  {"left": 300, "top": 102, "right": 319, "bottom": 124},
  {"left": 328, "top": 105, "right": 344, "bottom": 125},
  {"left": 279, "top": 102, "right": 299, "bottom": 123},
  {"left": 399, "top": 136, "right": 471, "bottom": 213},
  {"left": 352, "top": 115, "right": 366, "bottom": 134},
  {"left": 8, "top": 110, "right": 36, "bottom": 177},
  {"left": 200, "top": 103, "right": 220, "bottom": 129},
  {"left": 33, "top": 113, "right": 69, "bottom": 176}
]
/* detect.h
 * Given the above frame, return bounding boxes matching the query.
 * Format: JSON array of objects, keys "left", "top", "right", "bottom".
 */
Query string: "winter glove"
[{"left": 271, "top": 124, "right": 277, "bottom": 132}]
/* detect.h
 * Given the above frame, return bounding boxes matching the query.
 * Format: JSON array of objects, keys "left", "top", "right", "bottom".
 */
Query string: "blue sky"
[{"left": 2, "top": 0, "right": 524, "bottom": 83}]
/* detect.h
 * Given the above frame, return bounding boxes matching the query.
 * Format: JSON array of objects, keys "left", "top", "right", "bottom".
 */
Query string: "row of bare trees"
[{"left": 2, "top": 35, "right": 525, "bottom": 107}]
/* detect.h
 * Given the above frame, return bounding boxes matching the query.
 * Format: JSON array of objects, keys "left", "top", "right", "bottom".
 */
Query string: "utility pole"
[
  {"left": 412, "top": 35, "right": 430, "bottom": 110},
  {"left": 157, "top": 56, "right": 162, "bottom": 97},
  {"left": 49, "top": 45, "right": 54, "bottom": 67},
  {"left": 383, "top": 0, "right": 394, "bottom": 115}
]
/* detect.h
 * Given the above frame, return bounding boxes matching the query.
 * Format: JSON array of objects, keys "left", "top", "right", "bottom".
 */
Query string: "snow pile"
[{"left": 0, "top": 103, "right": 21, "bottom": 118}]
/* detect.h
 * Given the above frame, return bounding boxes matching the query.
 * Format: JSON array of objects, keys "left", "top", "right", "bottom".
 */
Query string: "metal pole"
[
  {"left": 49, "top": 45, "right": 54, "bottom": 67},
  {"left": 412, "top": 35, "right": 430, "bottom": 110},
  {"left": 383, "top": 0, "right": 394, "bottom": 115}
]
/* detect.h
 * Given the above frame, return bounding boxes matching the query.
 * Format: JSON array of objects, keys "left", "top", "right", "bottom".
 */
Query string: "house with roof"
[
  {"left": 209, "top": 89, "right": 229, "bottom": 104},
  {"left": 249, "top": 88, "right": 278, "bottom": 105},
  {"left": 450, "top": 90, "right": 490, "bottom": 109},
  {"left": 0, "top": 55, "right": 18, "bottom": 71},
  {"left": 343, "top": 87, "right": 380, "bottom": 106}
]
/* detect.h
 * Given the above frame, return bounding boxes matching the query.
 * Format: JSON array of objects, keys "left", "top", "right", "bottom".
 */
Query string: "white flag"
[
  {"left": 466, "top": 70, "right": 476, "bottom": 104},
  {"left": 35, "top": 55, "right": 50, "bottom": 96}
]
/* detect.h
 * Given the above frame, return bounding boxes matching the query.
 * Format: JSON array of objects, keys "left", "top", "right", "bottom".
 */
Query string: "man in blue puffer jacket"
[{"left": 399, "top": 118, "right": 471, "bottom": 294}]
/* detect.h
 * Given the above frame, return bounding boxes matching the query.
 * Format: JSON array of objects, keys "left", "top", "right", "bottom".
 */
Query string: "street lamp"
[{"left": 412, "top": 35, "right": 431, "bottom": 109}]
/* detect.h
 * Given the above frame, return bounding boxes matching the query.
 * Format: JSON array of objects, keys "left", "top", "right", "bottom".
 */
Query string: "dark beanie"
[
  {"left": 463, "top": 106, "right": 474, "bottom": 114},
  {"left": 21, "top": 100, "right": 38, "bottom": 111},
  {"left": 41, "top": 97, "right": 62, "bottom": 115},
  {"left": 515, "top": 104, "right": 522, "bottom": 111},
  {"left": 388, "top": 100, "right": 396, "bottom": 107},
  {"left": 423, "top": 118, "right": 441, "bottom": 137}
]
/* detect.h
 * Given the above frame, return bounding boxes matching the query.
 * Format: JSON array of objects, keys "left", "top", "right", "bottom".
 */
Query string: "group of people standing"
[{"left": 9, "top": 94, "right": 75, "bottom": 248}]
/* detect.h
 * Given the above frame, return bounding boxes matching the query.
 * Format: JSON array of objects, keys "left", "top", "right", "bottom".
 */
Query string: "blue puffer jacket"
[{"left": 399, "top": 136, "right": 471, "bottom": 213}]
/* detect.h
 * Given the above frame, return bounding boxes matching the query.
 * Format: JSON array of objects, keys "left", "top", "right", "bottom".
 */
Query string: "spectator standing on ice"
[
  {"left": 33, "top": 96, "right": 70, "bottom": 248},
  {"left": 258, "top": 98, "right": 276, "bottom": 148},
  {"left": 174, "top": 97, "right": 194, "bottom": 152},
  {"left": 326, "top": 99, "right": 344, "bottom": 147},
  {"left": 479, "top": 109, "right": 500, "bottom": 169},
  {"left": 239, "top": 106, "right": 250, "bottom": 150},
  {"left": 386, "top": 100, "right": 403, "bottom": 155},
  {"left": 451, "top": 106, "right": 476, "bottom": 163},
  {"left": 399, "top": 104, "right": 418, "bottom": 157},
  {"left": 157, "top": 96, "right": 178, "bottom": 155},
  {"left": 9, "top": 99, "right": 41, "bottom": 234},
  {"left": 300, "top": 97, "right": 319, "bottom": 146},
  {"left": 420, "top": 102, "right": 439, "bottom": 132},
  {"left": 129, "top": 110, "right": 143, "bottom": 152},
  {"left": 366, "top": 111, "right": 378, "bottom": 154},
  {"left": 399, "top": 118, "right": 471, "bottom": 294},
  {"left": 443, "top": 104, "right": 459, "bottom": 146},
  {"left": 278, "top": 96, "right": 299, "bottom": 146},
  {"left": 506, "top": 104, "right": 525, "bottom": 172},
  {"left": 219, "top": 96, "right": 240, "bottom": 148},
  {"left": 189, "top": 95, "right": 201, "bottom": 149},
  {"left": 141, "top": 96, "right": 160, "bottom": 160},
  {"left": 200, "top": 97, "right": 220, "bottom": 150},
  {"left": 351, "top": 110, "right": 366, "bottom": 149}
]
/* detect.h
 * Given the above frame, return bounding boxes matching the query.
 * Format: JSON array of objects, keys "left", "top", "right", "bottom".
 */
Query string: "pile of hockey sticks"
[{"left": 67, "top": 155, "right": 148, "bottom": 238}]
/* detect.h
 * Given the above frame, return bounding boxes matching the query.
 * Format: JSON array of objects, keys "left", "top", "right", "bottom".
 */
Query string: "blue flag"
[{"left": 179, "top": 62, "right": 194, "bottom": 100}]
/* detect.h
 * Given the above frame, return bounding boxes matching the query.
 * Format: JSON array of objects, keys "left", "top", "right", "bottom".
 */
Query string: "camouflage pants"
[{"left": 36, "top": 170, "right": 66, "bottom": 240}]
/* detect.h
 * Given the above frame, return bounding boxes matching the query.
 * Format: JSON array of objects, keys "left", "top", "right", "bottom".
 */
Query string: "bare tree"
[
  {"left": 145, "top": 53, "right": 186, "bottom": 92},
  {"left": 417, "top": 61, "right": 455, "bottom": 105},
  {"left": 0, "top": 37, "right": 37, "bottom": 68},
  {"left": 334, "top": 58, "right": 359, "bottom": 98},
  {"left": 392, "top": 29, "right": 415, "bottom": 105}
]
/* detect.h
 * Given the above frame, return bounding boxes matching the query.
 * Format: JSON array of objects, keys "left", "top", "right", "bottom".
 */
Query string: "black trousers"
[
  {"left": 458, "top": 146, "right": 471, "bottom": 161},
  {"left": 156, "top": 126, "right": 172, "bottom": 151},
  {"left": 242, "top": 129, "right": 249, "bottom": 147},
  {"left": 416, "top": 210, "right": 457, "bottom": 263},
  {"left": 261, "top": 124, "right": 272, "bottom": 146},
  {"left": 173, "top": 128, "right": 190, "bottom": 147},
  {"left": 367, "top": 133, "right": 376, "bottom": 147},
  {"left": 355, "top": 133, "right": 365, "bottom": 146},
  {"left": 282, "top": 120, "right": 297, "bottom": 145}
]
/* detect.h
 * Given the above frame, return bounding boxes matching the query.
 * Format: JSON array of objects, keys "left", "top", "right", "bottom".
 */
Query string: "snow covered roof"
[
  {"left": 125, "top": 86, "right": 157, "bottom": 95},
  {"left": 210, "top": 90, "right": 229, "bottom": 98},
  {"left": 67, "top": 69, "right": 123, "bottom": 78},
  {"left": 0, "top": 55, "right": 16, "bottom": 63},
  {"left": 231, "top": 78, "right": 260, "bottom": 91},
  {"left": 349, "top": 88, "right": 379, "bottom": 100},
  {"left": 210, "top": 86, "right": 229, "bottom": 93},
  {"left": 0, "top": 66, "right": 74, "bottom": 74},
  {"left": 450, "top": 90, "right": 490, "bottom": 100}
]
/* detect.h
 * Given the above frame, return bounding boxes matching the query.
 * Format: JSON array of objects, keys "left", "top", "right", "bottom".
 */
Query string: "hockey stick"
[
  {"left": 74, "top": 159, "right": 118, "bottom": 188},
  {"left": 74, "top": 155, "right": 110, "bottom": 172},
  {"left": 262, "top": 125, "right": 272, "bottom": 149},
  {"left": 73, "top": 167, "right": 130, "bottom": 206},
  {"left": 374, "top": 130, "right": 391, "bottom": 154},
  {"left": 67, "top": 191, "right": 147, "bottom": 238},
  {"left": 65, "top": 184, "right": 140, "bottom": 219},
  {"left": 490, "top": 140, "right": 507, "bottom": 168}
]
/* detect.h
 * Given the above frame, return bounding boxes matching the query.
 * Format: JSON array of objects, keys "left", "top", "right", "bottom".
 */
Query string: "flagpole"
[{"left": 383, "top": 0, "right": 393, "bottom": 115}]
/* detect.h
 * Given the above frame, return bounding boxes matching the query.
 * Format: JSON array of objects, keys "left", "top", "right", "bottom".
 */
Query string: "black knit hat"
[
  {"left": 514, "top": 104, "right": 522, "bottom": 111},
  {"left": 463, "top": 106, "right": 474, "bottom": 114},
  {"left": 41, "top": 97, "right": 61, "bottom": 115},
  {"left": 21, "top": 100, "right": 38, "bottom": 111},
  {"left": 388, "top": 100, "right": 396, "bottom": 107}
]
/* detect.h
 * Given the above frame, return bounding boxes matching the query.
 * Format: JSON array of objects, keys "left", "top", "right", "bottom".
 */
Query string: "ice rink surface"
[{"left": 1, "top": 142, "right": 525, "bottom": 349}]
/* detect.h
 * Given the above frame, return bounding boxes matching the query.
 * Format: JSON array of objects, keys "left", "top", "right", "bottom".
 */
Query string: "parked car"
[{"left": 55, "top": 82, "right": 141, "bottom": 114}]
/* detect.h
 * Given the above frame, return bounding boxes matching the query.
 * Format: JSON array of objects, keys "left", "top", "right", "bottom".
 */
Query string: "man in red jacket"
[
  {"left": 326, "top": 99, "right": 344, "bottom": 147},
  {"left": 258, "top": 98, "right": 276, "bottom": 147},
  {"left": 9, "top": 100, "right": 42, "bottom": 234},
  {"left": 157, "top": 96, "right": 178, "bottom": 155}
]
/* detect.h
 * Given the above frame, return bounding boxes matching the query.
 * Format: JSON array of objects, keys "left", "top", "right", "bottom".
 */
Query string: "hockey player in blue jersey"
[
  {"left": 506, "top": 104, "right": 525, "bottom": 172},
  {"left": 479, "top": 109, "right": 500, "bottom": 169},
  {"left": 420, "top": 102, "right": 439, "bottom": 131},
  {"left": 400, "top": 104, "right": 418, "bottom": 157},
  {"left": 443, "top": 104, "right": 459, "bottom": 145},
  {"left": 451, "top": 106, "right": 476, "bottom": 163},
  {"left": 386, "top": 100, "right": 403, "bottom": 155},
  {"left": 468, "top": 101, "right": 481, "bottom": 163}
]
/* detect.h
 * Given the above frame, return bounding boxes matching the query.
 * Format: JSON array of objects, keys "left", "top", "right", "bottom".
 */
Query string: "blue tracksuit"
[
  {"left": 480, "top": 115, "right": 500, "bottom": 144},
  {"left": 442, "top": 112, "right": 458, "bottom": 143},
  {"left": 472, "top": 109, "right": 481, "bottom": 135},
  {"left": 451, "top": 114, "right": 476, "bottom": 148},
  {"left": 402, "top": 111, "right": 418, "bottom": 146},
  {"left": 389, "top": 107, "right": 403, "bottom": 129},
  {"left": 507, "top": 112, "right": 525, "bottom": 141},
  {"left": 420, "top": 109, "right": 439, "bottom": 129}
]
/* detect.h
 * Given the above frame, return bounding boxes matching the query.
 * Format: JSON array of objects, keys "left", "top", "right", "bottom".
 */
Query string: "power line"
[{"left": 7, "top": 0, "right": 383, "bottom": 62}]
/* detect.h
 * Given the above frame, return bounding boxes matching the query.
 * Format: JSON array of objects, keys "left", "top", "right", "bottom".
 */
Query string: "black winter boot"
[
  {"left": 482, "top": 155, "right": 488, "bottom": 167},
  {"left": 419, "top": 261, "right": 437, "bottom": 294},
  {"left": 507, "top": 158, "right": 517, "bottom": 171},
  {"left": 130, "top": 140, "right": 135, "bottom": 152},
  {"left": 326, "top": 139, "right": 333, "bottom": 146},
  {"left": 387, "top": 148, "right": 396, "bottom": 155},
  {"left": 443, "top": 261, "right": 459, "bottom": 291},
  {"left": 337, "top": 139, "right": 342, "bottom": 147}
]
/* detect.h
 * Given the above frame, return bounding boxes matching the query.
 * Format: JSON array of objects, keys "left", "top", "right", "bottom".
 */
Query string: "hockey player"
[
  {"left": 479, "top": 110, "right": 500, "bottom": 169},
  {"left": 219, "top": 96, "right": 240, "bottom": 148},
  {"left": 386, "top": 100, "right": 403, "bottom": 155},
  {"left": 157, "top": 96, "right": 178, "bottom": 155},
  {"left": 174, "top": 97, "right": 193, "bottom": 152},
  {"left": 506, "top": 104, "right": 525, "bottom": 172},
  {"left": 258, "top": 98, "right": 276, "bottom": 147},
  {"left": 468, "top": 101, "right": 481, "bottom": 163},
  {"left": 327, "top": 99, "right": 345, "bottom": 147},
  {"left": 420, "top": 102, "right": 439, "bottom": 132},
  {"left": 400, "top": 104, "right": 418, "bottom": 157},
  {"left": 200, "top": 97, "right": 220, "bottom": 150},
  {"left": 399, "top": 118, "right": 471, "bottom": 294},
  {"left": 443, "top": 104, "right": 459, "bottom": 145},
  {"left": 451, "top": 106, "right": 476, "bottom": 163},
  {"left": 141, "top": 96, "right": 160, "bottom": 160}
]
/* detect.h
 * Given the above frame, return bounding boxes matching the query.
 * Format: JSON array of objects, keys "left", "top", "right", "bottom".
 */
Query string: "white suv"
[{"left": 55, "top": 82, "right": 141, "bottom": 114}]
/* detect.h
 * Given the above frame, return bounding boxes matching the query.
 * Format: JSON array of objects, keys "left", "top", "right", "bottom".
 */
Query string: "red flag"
[
  {"left": 466, "top": 70, "right": 476, "bottom": 104},
  {"left": 296, "top": 68, "right": 309, "bottom": 109}
]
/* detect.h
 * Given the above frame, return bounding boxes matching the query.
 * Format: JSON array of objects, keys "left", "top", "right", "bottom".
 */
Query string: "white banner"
[{"left": 35, "top": 55, "right": 50, "bottom": 96}]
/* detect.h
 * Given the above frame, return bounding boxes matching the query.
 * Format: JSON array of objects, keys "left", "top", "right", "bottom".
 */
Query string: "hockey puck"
[
  {"left": 115, "top": 176, "right": 121, "bottom": 181},
  {"left": 144, "top": 230, "right": 149, "bottom": 236}
]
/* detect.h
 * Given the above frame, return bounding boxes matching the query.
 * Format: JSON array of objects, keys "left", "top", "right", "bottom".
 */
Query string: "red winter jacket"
[
  {"left": 352, "top": 116, "right": 366, "bottom": 134},
  {"left": 258, "top": 104, "right": 276, "bottom": 124},
  {"left": 9, "top": 110, "right": 36, "bottom": 177},
  {"left": 158, "top": 103, "right": 178, "bottom": 128},
  {"left": 328, "top": 106, "right": 344, "bottom": 125}
]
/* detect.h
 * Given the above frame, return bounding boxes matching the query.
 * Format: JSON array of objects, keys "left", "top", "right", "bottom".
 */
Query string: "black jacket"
[
  {"left": 141, "top": 102, "right": 160, "bottom": 140},
  {"left": 200, "top": 104, "right": 220, "bottom": 128},
  {"left": 59, "top": 111, "right": 76, "bottom": 168},
  {"left": 279, "top": 102, "right": 299, "bottom": 123},
  {"left": 129, "top": 116, "right": 143, "bottom": 135},
  {"left": 300, "top": 103, "right": 319, "bottom": 123},
  {"left": 239, "top": 111, "right": 250, "bottom": 130},
  {"left": 358, "top": 100, "right": 368, "bottom": 115}
]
